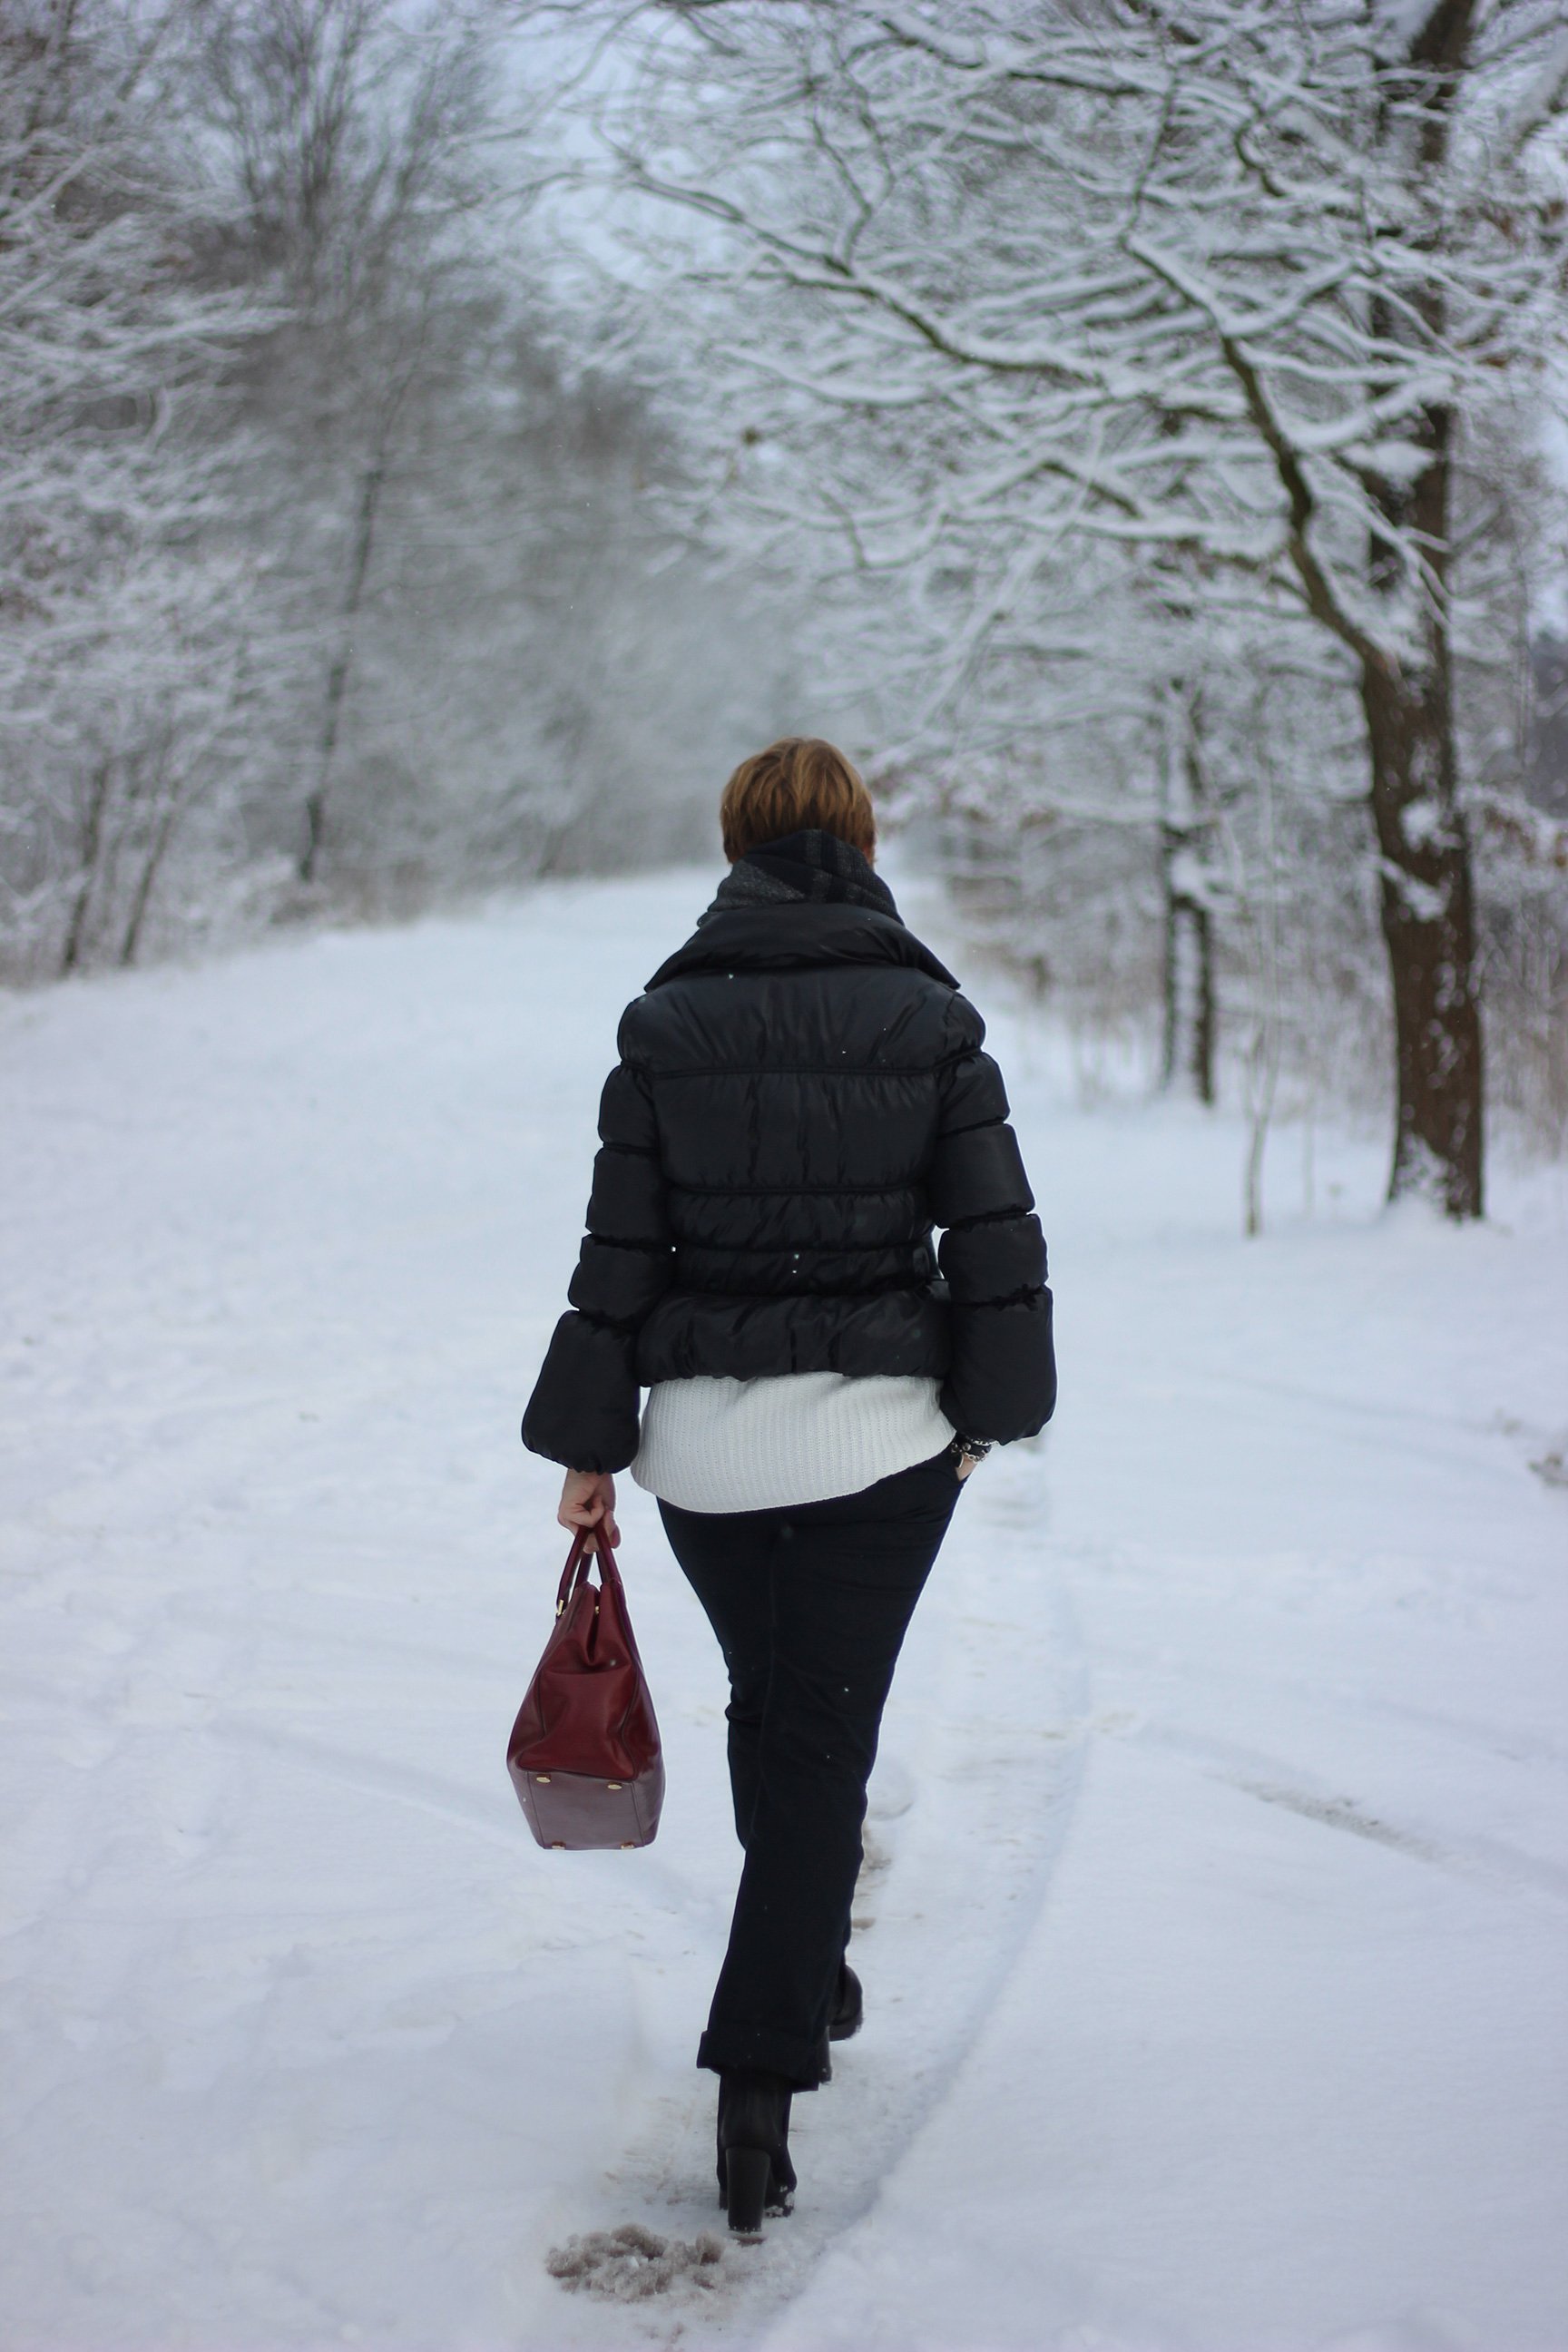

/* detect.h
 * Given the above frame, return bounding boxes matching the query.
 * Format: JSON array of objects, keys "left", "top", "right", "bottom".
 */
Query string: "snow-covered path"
[{"left": 3, "top": 869, "right": 1566, "bottom": 2352}]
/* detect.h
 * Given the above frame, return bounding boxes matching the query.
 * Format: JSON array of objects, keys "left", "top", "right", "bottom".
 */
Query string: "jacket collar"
[
  {"left": 707, "top": 828, "right": 903, "bottom": 925},
  {"left": 644, "top": 899, "right": 959, "bottom": 993}
]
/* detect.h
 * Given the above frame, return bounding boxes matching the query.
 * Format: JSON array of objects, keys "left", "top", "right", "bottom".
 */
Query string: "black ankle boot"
[
  {"left": 829, "top": 1958, "right": 863, "bottom": 2043},
  {"left": 716, "top": 2069, "right": 797, "bottom": 2233}
]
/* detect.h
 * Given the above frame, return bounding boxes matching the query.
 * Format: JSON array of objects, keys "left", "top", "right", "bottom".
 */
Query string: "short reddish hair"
[{"left": 720, "top": 737, "right": 877, "bottom": 863}]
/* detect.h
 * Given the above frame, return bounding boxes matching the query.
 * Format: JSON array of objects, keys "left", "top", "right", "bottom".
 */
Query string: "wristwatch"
[{"left": 946, "top": 1433, "right": 994, "bottom": 1470}]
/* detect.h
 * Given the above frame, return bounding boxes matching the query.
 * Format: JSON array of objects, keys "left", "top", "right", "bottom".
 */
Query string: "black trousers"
[{"left": 659, "top": 1448, "right": 964, "bottom": 2088}]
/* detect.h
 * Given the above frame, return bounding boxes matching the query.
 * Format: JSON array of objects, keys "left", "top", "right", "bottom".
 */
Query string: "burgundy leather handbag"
[{"left": 506, "top": 1527, "right": 665, "bottom": 1850}]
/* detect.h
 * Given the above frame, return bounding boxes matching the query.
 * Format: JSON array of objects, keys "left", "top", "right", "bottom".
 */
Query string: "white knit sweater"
[{"left": 631, "top": 1372, "right": 955, "bottom": 1514}]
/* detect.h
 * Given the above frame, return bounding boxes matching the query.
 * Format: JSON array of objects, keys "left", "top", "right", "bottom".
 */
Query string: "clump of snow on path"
[{"left": 546, "top": 2221, "right": 726, "bottom": 2299}]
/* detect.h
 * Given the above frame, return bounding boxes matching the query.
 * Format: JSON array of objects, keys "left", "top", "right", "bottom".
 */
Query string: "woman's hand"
[{"left": 558, "top": 1469, "right": 620, "bottom": 1552}]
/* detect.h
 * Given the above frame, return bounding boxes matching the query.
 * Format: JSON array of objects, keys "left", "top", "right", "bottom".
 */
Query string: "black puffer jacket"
[{"left": 522, "top": 881, "right": 1056, "bottom": 1473}]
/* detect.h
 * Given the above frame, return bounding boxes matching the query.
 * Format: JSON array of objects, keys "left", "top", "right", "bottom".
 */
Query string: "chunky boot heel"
[
  {"left": 725, "top": 2145, "right": 771, "bottom": 2236},
  {"left": 716, "top": 2067, "right": 797, "bottom": 2229}
]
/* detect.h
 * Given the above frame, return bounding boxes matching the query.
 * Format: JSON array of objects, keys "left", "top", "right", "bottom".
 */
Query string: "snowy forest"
[
  {"left": 6, "top": 8, "right": 1568, "bottom": 2347},
  {"left": 4, "top": 0, "right": 1567, "bottom": 1214}
]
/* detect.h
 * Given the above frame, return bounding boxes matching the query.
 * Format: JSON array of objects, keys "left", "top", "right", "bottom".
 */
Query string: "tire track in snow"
[
  {"left": 1081, "top": 1630, "right": 1568, "bottom": 1775},
  {"left": 1118, "top": 1720, "right": 1568, "bottom": 1905},
  {"left": 214, "top": 1718, "right": 522, "bottom": 1851}
]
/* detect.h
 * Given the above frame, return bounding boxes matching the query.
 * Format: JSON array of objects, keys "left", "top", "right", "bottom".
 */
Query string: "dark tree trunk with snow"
[
  {"left": 1161, "top": 867, "right": 1215, "bottom": 1105},
  {"left": 1361, "top": 649, "right": 1484, "bottom": 1217},
  {"left": 60, "top": 762, "right": 114, "bottom": 977},
  {"left": 1160, "top": 688, "right": 1216, "bottom": 1104},
  {"left": 1361, "top": 0, "right": 1485, "bottom": 1220},
  {"left": 300, "top": 459, "right": 386, "bottom": 886},
  {"left": 120, "top": 791, "right": 182, "bottom": 968}
]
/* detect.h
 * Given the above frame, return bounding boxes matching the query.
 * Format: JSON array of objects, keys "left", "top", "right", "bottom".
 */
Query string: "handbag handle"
[{"left": 555, "top": 1522, "right": 626, "bottom": 1616}]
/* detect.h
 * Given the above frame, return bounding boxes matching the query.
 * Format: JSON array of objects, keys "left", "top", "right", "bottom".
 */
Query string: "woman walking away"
[{"left": 522, "top": 739, "right": 1056, "bottom": 2234}]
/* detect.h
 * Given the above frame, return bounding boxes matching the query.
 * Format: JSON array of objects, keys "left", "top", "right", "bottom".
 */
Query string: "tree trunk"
[
  {"left": 1162, "top": 890, "right": 1214, "bottom": 1103},
  {"left": 1160, "top": 685, "right": 1216, "bottom": 1104},
  {"left": 120, "top": 788, "right": 182, "bottom": 967},
  {"left": 60, "top": 758, "right": 113, "bottom": 975},
  {"left": 1360, "top": 649, "right": 1484, "bottom": 1217},
  {"left": 1350, "top": 0, "right": 1485, "bottom": 1219},
  {"left": 299, "top": 459, "right": 386, "bottom": 885}
]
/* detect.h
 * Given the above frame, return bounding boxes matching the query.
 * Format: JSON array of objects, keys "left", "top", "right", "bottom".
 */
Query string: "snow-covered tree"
[
  {"left": 0, "top": 0, "right": 795, "bottom": 975},
  {"left": 190, "top": 0, "right": 503, "bottom": 883},
  {"left": 0, "top": 0, "right": 285, "bottom": 974},
  {"left": 583, "top": 0, "right": 1568, "bottom": 1215}
]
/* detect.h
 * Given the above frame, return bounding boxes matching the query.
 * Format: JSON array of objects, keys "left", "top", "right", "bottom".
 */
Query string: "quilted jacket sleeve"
[
  {"left": 521, "top": 1059, "right": 674, "bottom": 1473},
  {"left": 927, "top": 1032, "right": 1056, "bottom": 1446}
]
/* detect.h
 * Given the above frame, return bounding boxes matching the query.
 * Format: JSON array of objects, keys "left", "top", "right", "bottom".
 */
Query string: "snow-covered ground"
[{"left": 3, "top": 867, "right": 1566, "bottom": 2352}]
